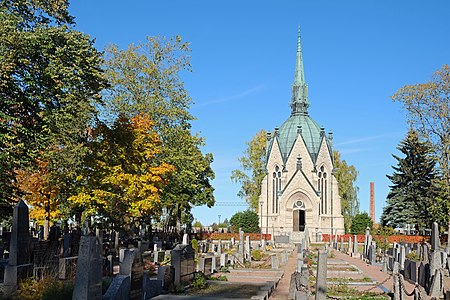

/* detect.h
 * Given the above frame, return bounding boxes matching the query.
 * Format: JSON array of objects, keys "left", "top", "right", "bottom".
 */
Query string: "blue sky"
[{"left": 70, "top": 1, "right": 450, "bottom": 226}]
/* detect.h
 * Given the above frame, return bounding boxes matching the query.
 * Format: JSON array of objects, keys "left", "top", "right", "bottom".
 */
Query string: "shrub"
[
  {"left": 252, "top": 249, "right": 262, "bottom": 261},
  {"left": 16, "top": 277, "right": 75, "bottom": 300},
  {"left": 406, "top": 251, "right": 420, "bottom": 261},
  {"left": 193, "top": 273, "right": 207, "bottom": 289}
]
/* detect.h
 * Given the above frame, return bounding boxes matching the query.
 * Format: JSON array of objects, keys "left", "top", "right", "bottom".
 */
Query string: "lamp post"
[
  {"left": 271, "top": 216, "right": 276, "bottom": 242},
  {"left": 259, "top": 201, "right": 264, "bottom": 245}
]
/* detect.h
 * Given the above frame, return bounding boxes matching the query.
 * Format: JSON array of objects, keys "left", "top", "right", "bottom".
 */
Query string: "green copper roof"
[{"left": 278, "top": 114, "right": 323, "bottom": 161}]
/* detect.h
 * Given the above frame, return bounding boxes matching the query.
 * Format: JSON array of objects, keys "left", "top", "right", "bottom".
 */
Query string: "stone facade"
[{"left": 258, "top": 28, "right": 344, "bottom": 242}]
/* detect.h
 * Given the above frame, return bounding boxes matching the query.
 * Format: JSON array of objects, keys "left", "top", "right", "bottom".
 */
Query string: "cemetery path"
[
  {"left": 333, "top": 250, "right": 416, "bottom": 298},
  {"left": 269, "top": 248, "right": 297, "bottom": 299}
]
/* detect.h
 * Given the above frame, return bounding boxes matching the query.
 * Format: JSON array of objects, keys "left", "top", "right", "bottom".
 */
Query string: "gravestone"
[
  {"left": 171, "top": 244, "right": 195, "bottom": 287},
  {"left": 315, "top": 251, "right": 327, "bottom": 300},
  {"left": 369, "top": 244, "right": 376, "bottom": 265},
  {"left": 157, "top": 265, "right": 174, "bottom": 291},
  {"left": 431, "top": 222, "right": 440, "bottom": 251},
  {"left": 217, "top": 240, "right": 222, "bottom": 254},
  {"left": 351, "top": 235, "right": 359, "bottom": 257},
  {"left": 103, "top": 275, "right": 131, "bottom": 300},
  {"left": 366, "top": 234, "right": 372, "bottom": 259},
  {"left": 182, "top": 234, "right": 189, "bottom": 245},
  {"left": 316, "top": 231, "right": 322, "bottom": 242},
  {"left": 239, "top": 228, "right": 245, "bottom": 259},
  {"left": 8, "top": 200, "right": 30, "bottom": 265},
  {"left": 423, "top": 244, "right": 430, "bottom": 263},
  {"left": 364, "top": 227, "right": 370, "bottom": 259},
  {"left": 220, "top": 253, "right": 228, "bottom": 267},
  {"left": 138, "top": 240, "right": 149, "bottom": 253},
  {"left": 3, "top": 200, "right": 32, "bottom": 294},
  {"left": 130, "top": 250, "right": 144, "bottom": 300},
  {"left": 429, "top": 269, "right": 443, "bottom": 298},
  {"left": 271, "top": 255, "right": 279, "bottom": 269},
  {"left": 304, "top": 227, "right": 310, "bottom": 250},
  {"left": 72, "top": 236, "right": 102, "bottom": 300},
  {"left": 399, "top": 245, "right": 405, "bottom": 270},
  {"left": 418, "top": 262, "right": 430, "bottom": 288},
  {"left": 429, "top": 251, "right": 441, "bottom": 281},
  {"left": 297, "top": 249, "right": 304, "bottom": 272},
  {"left": 245, "top": 236, "right": 251, "bottom": 261}
]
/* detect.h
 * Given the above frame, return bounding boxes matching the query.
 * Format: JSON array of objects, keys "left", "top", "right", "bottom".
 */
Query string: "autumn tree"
[
  {"left": 380, "top": 129, "right": 441, "bottom": 229},
  {"left": 102, "top": 36, "right": 215, "bottom": 230},
  {"left": 231, "top": 129, "right": 267, "bottom": 210},
  {"left": 0, "top": 1, "right": 106, "bottom": 217},
  {"left": 333, "top": 150, "right": 360, "bottom": 233},
  {"left": 68, "top": 114, "right": 174, "bottom": 230},
  {"left": 15, "top": 157, "right": 63, "bottom": 224}
]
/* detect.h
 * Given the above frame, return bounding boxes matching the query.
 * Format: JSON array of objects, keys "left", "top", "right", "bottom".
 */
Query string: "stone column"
[{"left": 315, "top": 251, "right": 327, "bottom": 300}]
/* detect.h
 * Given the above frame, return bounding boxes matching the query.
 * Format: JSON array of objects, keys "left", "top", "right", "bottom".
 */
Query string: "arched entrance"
[{"left": 293, "top": 200, "right": 306, "bottom": 232}]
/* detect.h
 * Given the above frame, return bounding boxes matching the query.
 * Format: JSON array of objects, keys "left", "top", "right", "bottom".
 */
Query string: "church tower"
[{"left": 259, "top": 27, "right": 345, "bottom": 243}]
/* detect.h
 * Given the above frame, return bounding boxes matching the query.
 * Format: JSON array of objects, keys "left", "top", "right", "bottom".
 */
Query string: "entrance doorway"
[{"left": 293, "top": 200, "right": 306, "bottom": 232}]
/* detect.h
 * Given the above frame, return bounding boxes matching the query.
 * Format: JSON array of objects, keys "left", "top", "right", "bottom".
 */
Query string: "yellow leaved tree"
[{"left": 68, "top": 114, "right": 175, "bottom": 229}]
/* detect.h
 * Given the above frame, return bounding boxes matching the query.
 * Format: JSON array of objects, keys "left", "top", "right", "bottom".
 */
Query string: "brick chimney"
[{"left": 370, "top": 182, "right": 375, "bottom": 223}]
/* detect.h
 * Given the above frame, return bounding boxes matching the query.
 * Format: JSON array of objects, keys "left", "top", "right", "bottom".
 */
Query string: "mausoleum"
[{"left": 259, "top": 28, "right": 345, "bottom": 242}]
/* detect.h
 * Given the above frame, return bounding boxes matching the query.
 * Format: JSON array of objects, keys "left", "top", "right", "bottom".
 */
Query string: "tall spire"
[{"left": 291, "top": 26, "right": 309, "bottom": 116}]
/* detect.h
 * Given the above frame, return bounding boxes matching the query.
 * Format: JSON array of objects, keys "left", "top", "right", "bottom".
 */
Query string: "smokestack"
[{"left": 370, "top": 182, "right": 375, "bottom": 223}]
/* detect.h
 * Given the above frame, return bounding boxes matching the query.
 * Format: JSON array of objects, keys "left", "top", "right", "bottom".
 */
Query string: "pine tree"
[{"left": 381, "top": 129, "right": 439, "bottom": 229}]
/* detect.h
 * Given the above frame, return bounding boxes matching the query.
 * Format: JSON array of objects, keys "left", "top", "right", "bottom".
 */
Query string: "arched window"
[
  {"left": 318, "top": 166, "right": 327, "bottom": 215},
  {"left": 272, "top": 166, "right": 281, "bottom": 213}
]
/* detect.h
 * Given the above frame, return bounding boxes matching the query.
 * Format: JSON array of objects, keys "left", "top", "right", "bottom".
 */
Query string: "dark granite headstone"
[
  {"left": 72, "top": 236, "right": 102, "bottom": 300},
  {"left": 129, "top": 250, "right": 144, "bottom": 300}
]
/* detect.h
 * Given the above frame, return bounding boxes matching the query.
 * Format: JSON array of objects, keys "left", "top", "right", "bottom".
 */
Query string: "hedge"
[
  {"left": 322, "top": 234, "right": 430, "bottom": 244},
  {"left": 194, "top": 232, "right": 272, "bottom": 241}
]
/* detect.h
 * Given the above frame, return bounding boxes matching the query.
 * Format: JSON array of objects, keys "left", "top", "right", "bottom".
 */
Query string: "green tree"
[
  {"left": 102, "top": 36, "right": 215, "bottom": 230},
  {"left": 380, "top": 129, "right": 441, "bottom": 229},
  {"left": 229, "top": 210, "right": 260, "bottom": 233},
  {"left": 350, "top": 212, "right": 373, "bottom": 234},
  {"left": 192, "top": 220, "right": 203, "bottom": 228},
  {"left": 0, "top": 1, "right": 106, "bottom": 217},
  {"left": 392, "top": 64, "right": 450, "bottom": 200},
  {"left": 333, "top": 150, "right": 359, "bottom": 233},
  {"left": 231, "top": 129, "right": 267, "bottom": 210}
]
